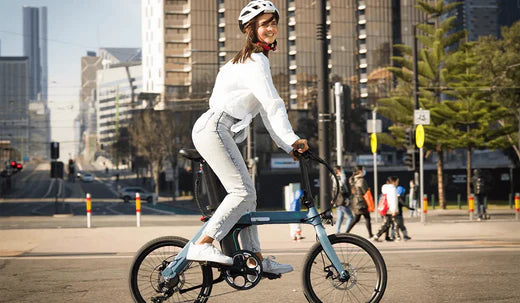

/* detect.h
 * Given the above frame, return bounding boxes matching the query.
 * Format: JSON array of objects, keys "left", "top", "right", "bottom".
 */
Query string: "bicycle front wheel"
[
  {"left": 302, "top": 233, "right": 387, "bottom": 303},
  {"left": 129, "top": 236, "right": 213, "bottom": 303}
]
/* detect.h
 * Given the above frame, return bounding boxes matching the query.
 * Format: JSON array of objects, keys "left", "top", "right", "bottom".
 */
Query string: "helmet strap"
[{"left": 256, "top": 40, "right": 277, "bottom": 53}]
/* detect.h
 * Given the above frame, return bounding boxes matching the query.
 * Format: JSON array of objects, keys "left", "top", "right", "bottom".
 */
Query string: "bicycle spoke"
[{"left": 303, "top": 234, "right": 386, "bottom": 303}]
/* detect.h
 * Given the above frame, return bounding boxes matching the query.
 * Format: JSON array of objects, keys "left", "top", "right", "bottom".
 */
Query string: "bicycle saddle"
[{"left": 179, "top": 148, "right": 203, "bottom": 162}]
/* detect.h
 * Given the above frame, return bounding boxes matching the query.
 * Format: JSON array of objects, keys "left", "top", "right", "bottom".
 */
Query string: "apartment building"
[
  {"left": 96, "top": 48, "right": 142, "bottom": 145},
  {"left": 0, "top": 57, "right": 30, "bottom": 160}
]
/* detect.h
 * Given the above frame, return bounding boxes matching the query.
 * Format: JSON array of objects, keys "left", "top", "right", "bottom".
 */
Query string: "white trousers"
[{"left": 192, "top": 110, "right": 261, "bottom": 252}]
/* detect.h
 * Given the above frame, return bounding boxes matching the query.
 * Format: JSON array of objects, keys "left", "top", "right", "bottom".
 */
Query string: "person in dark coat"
[
  {"left": 346, "top": 166, "right": 373, "bottom": 238},
  {"left": 471, "top": 169, "right": 489, "bottom": 220}
]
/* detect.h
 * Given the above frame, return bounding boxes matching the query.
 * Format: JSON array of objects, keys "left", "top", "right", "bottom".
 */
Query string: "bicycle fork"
[{"left": 308, "top": 210, "right": 350, "bottom": 282}]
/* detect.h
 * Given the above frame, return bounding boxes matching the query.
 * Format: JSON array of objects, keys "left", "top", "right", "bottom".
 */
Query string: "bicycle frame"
[{"left": 161, "top": 153, "right": 349, "bottom": 283}]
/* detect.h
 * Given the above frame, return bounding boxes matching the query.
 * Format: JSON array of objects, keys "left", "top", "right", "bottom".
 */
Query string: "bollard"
[
  {"left": 431, "top": 194, "right": 436, "bottom": 210},
  {"left": 457, "top": 194, "right": 461, "bottom": 209},
  {"left": 515, "top": 193, "right": 519, "bottom": 220},
  {"left": 509, "top": 193, "right": 513, "bottom": 209},
  {"left": 421, "top": 195, "right": 427, "bottom": 224},
  {"left": 136, "top": 192, "right": 141, "bottom": 227},
  {"left": 468, "top": 194, "right": 474, "bottom": 221},
  {"left": 484, "top": 196, "right": 488, "bottom": 208},
  {"left": 86, "top": 193, "right": 92, "bottom": 228}
]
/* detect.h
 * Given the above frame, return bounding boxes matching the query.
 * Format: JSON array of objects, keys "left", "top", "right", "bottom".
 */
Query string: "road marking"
[
  {"left": 20, "top": 163, "right": 49, "bottom": 183},
  {"left": 42, "top": 178, "right": 56, "bottom": 198}
]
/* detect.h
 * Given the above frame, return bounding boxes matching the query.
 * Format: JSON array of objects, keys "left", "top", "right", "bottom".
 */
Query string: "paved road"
[{"left": 0, "top": 216, "right": 519, "bottom": 302}]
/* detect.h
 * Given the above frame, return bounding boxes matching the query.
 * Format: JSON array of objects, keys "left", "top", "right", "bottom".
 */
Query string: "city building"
[
  {"left": 96, "top": 48, "right": 142, "bottom": 146},
  {"left": 445, "top": 0, "right": 520, "bottom": 42},
  {"left": 79, "top": 51, "right": 102, "bottom": 161},
  {"left": 28, "top": 101, "right": 50, "bottom": 159},
  {"left": 0, "top": 57, "right": 30, "bottom": 161},
  {"left": 141, "top": 0, "right": 219, "bottom": 110},
  {"left": 141, "top": 0, "right": 431, "bottom": 114},
  {"left": 23, "top": 6, "right": 47, "bottom": 102}
]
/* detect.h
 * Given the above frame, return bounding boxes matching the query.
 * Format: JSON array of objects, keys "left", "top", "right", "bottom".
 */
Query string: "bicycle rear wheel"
[
  {"left": 302, "top": 233, "right": 387, "bottom": 303},
  {"left": 129, "top": 236, "right": 213, "bottom": 303}
]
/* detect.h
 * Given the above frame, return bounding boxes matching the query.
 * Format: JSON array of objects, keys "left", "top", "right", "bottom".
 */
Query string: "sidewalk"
[{"left": 1, "top": 211, "right": 519, "bottom": 258}]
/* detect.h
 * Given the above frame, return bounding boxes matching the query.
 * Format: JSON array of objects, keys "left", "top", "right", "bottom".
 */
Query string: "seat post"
[{"left": 201, "top": 161, "right": 226, "bottom": 213}]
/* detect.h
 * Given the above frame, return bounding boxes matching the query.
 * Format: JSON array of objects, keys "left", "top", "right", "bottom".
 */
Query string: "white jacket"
[
  {"left": 209, "top": 53, "right": 299, "bottom": 153},
  {"left": 381, "top": 183, "right": 398, "bottom": 214}
]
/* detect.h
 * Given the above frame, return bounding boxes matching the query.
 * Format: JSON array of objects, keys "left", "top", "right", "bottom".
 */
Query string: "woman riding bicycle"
[{"left": 187, "top": 0, "right": 308, "bottom": 275}]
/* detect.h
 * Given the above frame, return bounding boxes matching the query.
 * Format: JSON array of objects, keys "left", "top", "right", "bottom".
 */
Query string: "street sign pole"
[
  {"left": 372, "top": 110, "right": 378, "bottom": 223},
  {"left": 416, "top": 124, "right": 426, "bottom": 224}
]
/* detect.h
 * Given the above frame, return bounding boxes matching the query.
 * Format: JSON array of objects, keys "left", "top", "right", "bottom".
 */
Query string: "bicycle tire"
[
  {"left": 302, "top": 233, "right": 387, "bottom": 303},
  {"left": 129, "top": 236, "right": 213, "bottom": 303}
]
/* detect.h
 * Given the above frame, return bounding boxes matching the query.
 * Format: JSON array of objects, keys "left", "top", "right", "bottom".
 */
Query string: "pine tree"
[
  {"left": 439, "top": 43, "right": 508, "bottom": 198},
  {"left": 473, "top": 22, "right": 520, "bottom": 164},
  {"left": 377, "top": 0, "right": 464, "bottom": 208}
]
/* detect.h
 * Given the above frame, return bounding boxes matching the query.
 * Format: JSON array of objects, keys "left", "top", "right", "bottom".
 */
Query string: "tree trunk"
[
  {"left": 153, "top": 163, "right": 160, "bottom": 196},
  {"left": 436, "top": 147, "right": 446, "bottom": 209}
]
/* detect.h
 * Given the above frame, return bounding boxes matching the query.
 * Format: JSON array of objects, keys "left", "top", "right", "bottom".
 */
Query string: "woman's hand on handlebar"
[{"left": 290, "top": 139, "right": 309, "bottom": 160}]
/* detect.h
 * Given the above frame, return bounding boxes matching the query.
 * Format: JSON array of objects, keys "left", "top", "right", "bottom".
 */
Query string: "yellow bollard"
[
  {"left": 515, "top": 193, "right": 519, "bottom": 220},
  {"left": 469, "top": 195, "right": 475, "bottom": 221},
  {"left": 86, "top": 193, "right": 92, "bottom": 228},
  {"left": 423, "top": 195, "right": 428, "bottom": 214},
  {"left": 136, "top": 192, "right": 141, "bottom": 227}
]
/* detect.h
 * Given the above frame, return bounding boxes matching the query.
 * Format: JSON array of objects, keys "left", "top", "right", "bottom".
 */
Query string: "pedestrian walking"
[
  {"left": 372, "top": 176, "right": 399, "bottom": 242},
  {"left": 332, "top": 166, "right": 353, "bottom": 234},
  {"left": 471, "top": 169, "right": 489, "bottom": 221},
  {"left": 409, "top": 179, "right": 418, "bottom": 217},
  {"left": 289, "top": 189, "right": 304, "bottom": 241},
  {"left": 346, "top": 166, "right": 374, "bottom": 238},
  {"left": 392, "top": 185, "right": 412, "bottom": 241}
]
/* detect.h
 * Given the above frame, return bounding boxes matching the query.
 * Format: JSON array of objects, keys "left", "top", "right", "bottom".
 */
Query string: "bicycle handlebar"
[{"left": 293, "top": 149, "right": 340, "bottom": 217}]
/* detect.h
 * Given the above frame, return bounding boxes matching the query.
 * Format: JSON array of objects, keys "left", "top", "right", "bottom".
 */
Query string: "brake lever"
[{"left": 321, "top": 210, "right": 334, "bottom": 226}]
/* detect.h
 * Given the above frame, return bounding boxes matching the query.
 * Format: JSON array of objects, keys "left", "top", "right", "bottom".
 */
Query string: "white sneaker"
[
  {"left": 262, "top": 256, "right": 293, "bottom": 275},
  {"left": 186, "top": 243, "right": 233, "bottom": 265}
]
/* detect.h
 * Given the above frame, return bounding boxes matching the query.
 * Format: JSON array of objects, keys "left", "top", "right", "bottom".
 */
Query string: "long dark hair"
[{"left": 232, "top": 13, "right": 278, "bottom": 64}]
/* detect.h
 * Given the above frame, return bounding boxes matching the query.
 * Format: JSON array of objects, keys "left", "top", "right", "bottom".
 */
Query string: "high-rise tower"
[{"left": 22, "top": 6, "right": 47, "bottom": 102}]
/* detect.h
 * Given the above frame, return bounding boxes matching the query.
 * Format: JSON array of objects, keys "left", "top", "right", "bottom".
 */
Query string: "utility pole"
[
  {"left": 317, "top": 0, "right": 331, "bottom": 211},
  {"left": 334, "top": 83, "right": 343, "bottom": 168},
  {"left": 412, "top": 25, "right": 419, "bottom": 111}
]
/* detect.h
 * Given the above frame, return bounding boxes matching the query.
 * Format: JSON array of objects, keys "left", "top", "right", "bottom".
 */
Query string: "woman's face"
[{"left": 256, "top": 13, "right": 278, "bottom": 44}]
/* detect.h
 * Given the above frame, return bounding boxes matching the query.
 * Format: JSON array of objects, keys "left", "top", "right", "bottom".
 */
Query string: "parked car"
[
  {"left": 119, "top": 187, "right": 157, "bottom": 203},
  {"left": 81, "top": 172, "right": 94, "bottom": 182}
]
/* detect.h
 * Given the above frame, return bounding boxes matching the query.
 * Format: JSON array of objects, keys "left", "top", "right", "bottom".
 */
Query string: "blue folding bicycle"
[{"left": 129, "top": 148, "right": 387, "bottom": 302}]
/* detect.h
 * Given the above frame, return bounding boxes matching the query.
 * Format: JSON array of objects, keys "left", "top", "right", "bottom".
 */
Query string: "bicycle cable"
[{"left": 295, "top": 150, "right": 340, "bottom": 222}]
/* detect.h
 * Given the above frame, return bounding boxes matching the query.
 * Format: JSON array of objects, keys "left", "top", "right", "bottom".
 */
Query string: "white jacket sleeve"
[
  {"left": 387, "top": 186, "right": 398, "bottom": 213},
  {"left": 245, "top": 55, "right": 299, "bottom": 153}
]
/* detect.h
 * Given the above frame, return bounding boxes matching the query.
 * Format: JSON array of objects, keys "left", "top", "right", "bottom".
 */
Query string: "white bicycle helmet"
[{"left": 238, "top": 0, "right": 279, "bottom": 33}]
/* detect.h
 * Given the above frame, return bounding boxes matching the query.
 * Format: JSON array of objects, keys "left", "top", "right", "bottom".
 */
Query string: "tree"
[
  {"left": 129, "top": 110, "right": 166, "bottom": 196},
  {"left": 439, "top": 43, "right": 508, "bottom": 198},
  {"left": 110, "top": 127, "right": 132, "bottom": 167},
  {"left": 160, "top": 110, "right": 197, "bottom": 201},
  {"left": 378, "top": 0, "right": 465, "bottom": 208},
  {"left": 473, "top": 22, "right": 520, "bottom": 162}
]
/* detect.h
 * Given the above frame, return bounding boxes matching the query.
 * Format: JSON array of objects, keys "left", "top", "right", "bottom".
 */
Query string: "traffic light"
[
  {"left": 10, "top": 161, "right": 17, "bottom": 168},
  {"left": 50, "top": 142, "right": 59, "bottom": 159},
  {"left": 51, "top": 161, "right": 64, "bottom": 179},
  {"left": 404, "top": 127, "right": 414, "bottom": 147},
  {"left": 404, "top": 149, "right": 416, "bottom": 171},
  {"left": 16, "top": 163, "right": 23, "bottom": 171}
]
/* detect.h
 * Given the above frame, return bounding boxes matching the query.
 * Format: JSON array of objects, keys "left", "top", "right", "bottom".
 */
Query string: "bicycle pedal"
[{"left": 263, "top": 272, "right": 281, "bottom": 280}]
